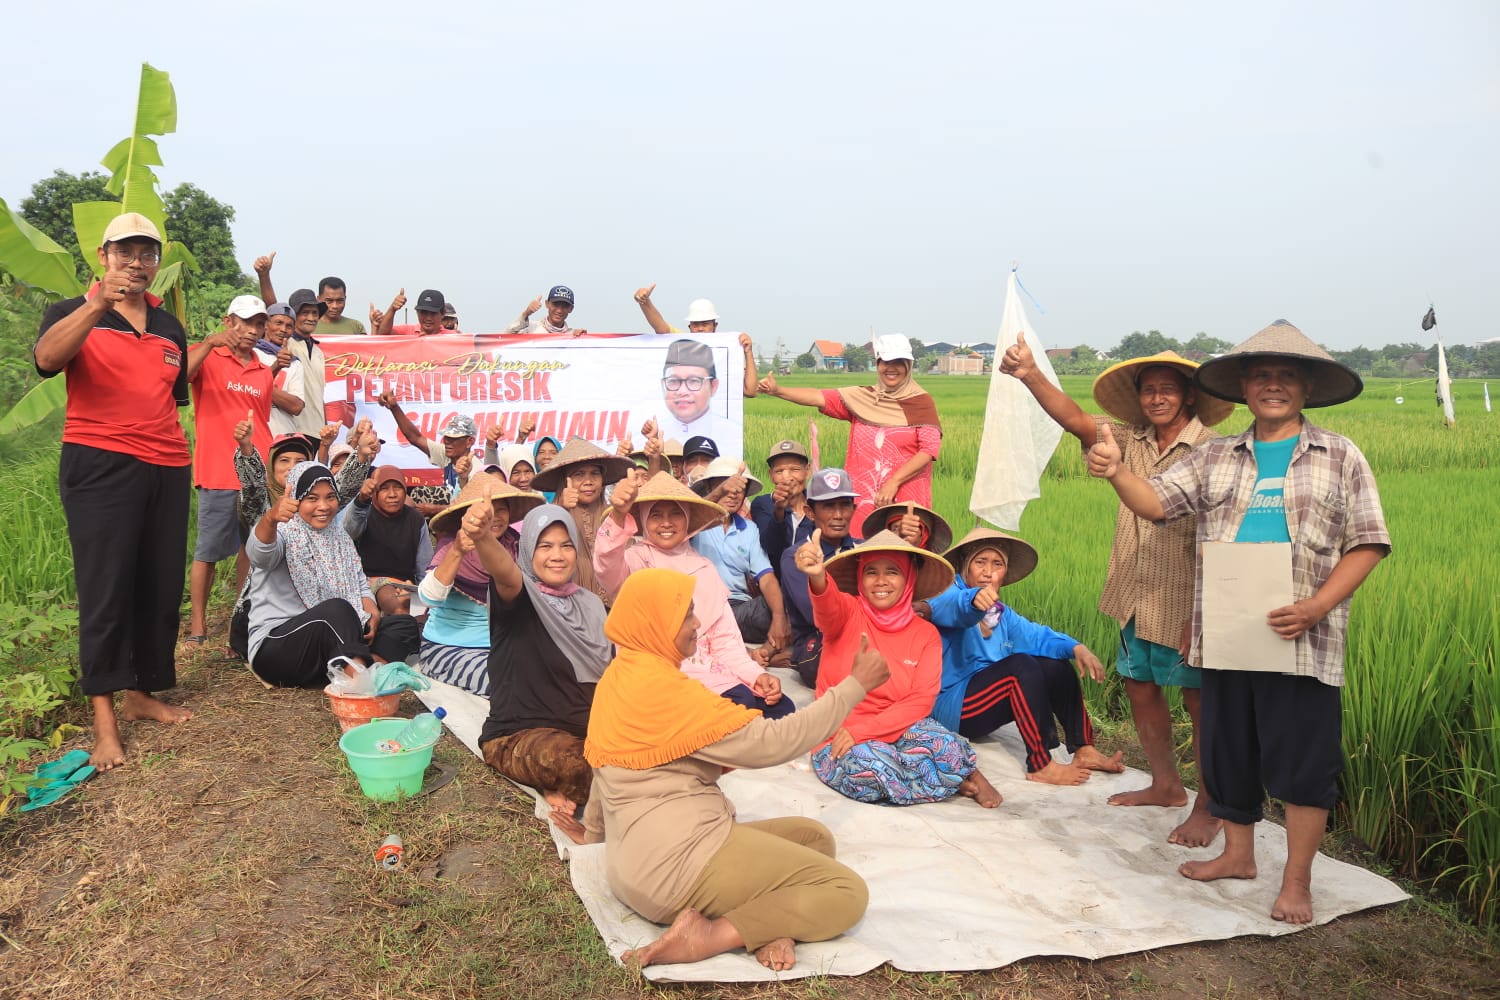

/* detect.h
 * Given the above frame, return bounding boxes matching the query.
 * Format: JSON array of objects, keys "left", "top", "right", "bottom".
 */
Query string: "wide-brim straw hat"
[
  {"left": 1092, "top": 351, "right": 1235, "bottom": 427},
  {"left": 429, "top": 472, "right": 546, "bottom": 537},
  {"left": 632, "top": 471, "right": 725, "bottom": 540},
  {"left": 531, "top": 437, "right": 636, "bottom": 492},
  {"left": 1194, "top": 320, "right": 1363, "bottom": 408},
  {"left": 825, "top": 529, "right": 955, "bottom": 603},
  {"left": 690, "top": 456, "right": 763, "bottom": 498},
  {"left": 942, "top": 527, "right": 1039, "bottom": 587},
  {"left": 859, "top": 503, "right": 953, "bottom": 554}
]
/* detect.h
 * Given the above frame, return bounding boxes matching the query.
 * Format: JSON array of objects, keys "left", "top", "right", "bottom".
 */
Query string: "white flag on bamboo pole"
[
  {"left": 1436, "top": 336, "right": 1456, "bottom": 427},
  {"left": 970, "top": 268, "right": 1064, "bottom": 531}
]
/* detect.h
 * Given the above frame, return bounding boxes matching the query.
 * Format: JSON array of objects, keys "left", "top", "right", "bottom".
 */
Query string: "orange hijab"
[{"left": 584, "top": 568, "right": 758, "bottom": 769}]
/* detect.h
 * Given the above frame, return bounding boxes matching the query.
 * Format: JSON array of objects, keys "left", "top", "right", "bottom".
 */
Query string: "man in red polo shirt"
[
  {"left": 184, "top": 295, "right": 277, "bottom": 648},
  {"left": 33, "top": 212, "right": 194, "bottom": 770}
]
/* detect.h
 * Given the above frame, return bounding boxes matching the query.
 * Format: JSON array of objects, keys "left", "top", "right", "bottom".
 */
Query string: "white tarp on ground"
[{"left": 416, "top": 675, "right": 1407, "bottom": 983}]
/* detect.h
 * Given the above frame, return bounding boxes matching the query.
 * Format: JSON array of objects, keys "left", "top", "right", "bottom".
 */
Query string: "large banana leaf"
[
  {"left": 0, "top": 62, "right": 192, "bottom": 432},
  {"left": 0, "top": 199, "right": 84, "bottom": 300},
  {"left": 0, "top": 378, "right": 67, "bottom": 435}
]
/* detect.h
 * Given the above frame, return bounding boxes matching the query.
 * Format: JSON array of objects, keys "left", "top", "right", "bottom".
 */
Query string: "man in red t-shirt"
[
  {"left": 33, "top": 212, "right": 194, "bottom": 770},
  {"left": 185, "top": 295, "right": 277, "bottom": 647}
]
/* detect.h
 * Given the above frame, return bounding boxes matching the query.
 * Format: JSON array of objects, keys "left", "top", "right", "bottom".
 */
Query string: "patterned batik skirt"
[{"left": 811, "top": 717, "right": 977, "bottom": 805}]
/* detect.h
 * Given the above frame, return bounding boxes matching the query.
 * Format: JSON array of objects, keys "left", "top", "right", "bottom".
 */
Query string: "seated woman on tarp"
[
  {"left": 229, "top": 417, "right": 377, "bottom": 659},
  {"left": 795, "top": 528, "right": 1001, "bottom": 807},
  {"left": 595, "top": 471, "right": 793, "bottom": 719},
  {"left": 417, "top": 472, "right": 544, "bottom": 695},
  {"left": 345, "top": 464, "right": 433, "bottom": 586},
  {"left": 530, "top": 437, "right": 634, "bottom": 605},
  {"left": 246, "top": 462, "right": 421, "bottom": 687},
  {"left": 573, "top": 568, "right": 887, "bottom": 972},
  {"left": 920, "top": 528, "right": 1125, "bottom": 785},
  {"left": 460, "top": 487, "right": 611, "bottom": 819}
]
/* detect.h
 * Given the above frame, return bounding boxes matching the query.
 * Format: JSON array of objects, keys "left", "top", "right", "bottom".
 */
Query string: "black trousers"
[
  {"left": 60, "top": 444, "right": 190, "bottom": 697},
  {"left": 1200, "top": 668, "right": 1343, "bottom": 825},
  {"left": 957, "top": 655, "right": 1093, "bottom": 773},
  {"left": 250, "top": 599, "right": 421, "bottom": 688},
  {"left": 730, "top": 595, "right": 773, "bottom": 644}
]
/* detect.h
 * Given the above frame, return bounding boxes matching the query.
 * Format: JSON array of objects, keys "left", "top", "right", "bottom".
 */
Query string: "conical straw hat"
[
  {"left": 824, "top": 529, "right": 955, "bottom": 603},
  {"left": 690, "top": 456, "right": 763, "bottom": 499},
  {"left": 859, "top": 502, "right": 953, "bottom": 554},
  {"left": 942, "top": 527, "right": 1039, "bottom": 586},
  {"left": 530, "top": 436, "right": 635, "bottom": 493},
  {"left": 429, "top": 472, "right": 546, "bottom": 537},
  {"left": 1194, "top": 320, "right": 1363, "bottom": 408},
  {"left": 631, "top": 471, "right": 726, "bottom": 540},
  {"left": 1091, "top": 351, "right": 1234, "bottom": 427}
]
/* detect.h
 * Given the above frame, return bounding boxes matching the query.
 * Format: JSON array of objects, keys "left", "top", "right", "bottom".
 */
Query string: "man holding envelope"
[{"left": 1086, "top": 320, "right": 1390, "bottom": 927}]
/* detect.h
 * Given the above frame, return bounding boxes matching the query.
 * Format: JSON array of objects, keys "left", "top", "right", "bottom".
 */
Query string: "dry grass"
[{"left": 0, "top": 607, "right": 1495, "bottom": 999}]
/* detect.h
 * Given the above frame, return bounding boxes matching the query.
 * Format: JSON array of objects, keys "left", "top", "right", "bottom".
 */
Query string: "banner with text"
[{"left": 321, "top": 331, "right": 746, "bottom": 483}]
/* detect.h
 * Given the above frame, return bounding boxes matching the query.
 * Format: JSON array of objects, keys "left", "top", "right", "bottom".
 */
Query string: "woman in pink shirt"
[
  {"left": 594, "top": 471, "right": 792, "bottom": 718},
  {"left": 757, "top": 335, "right": 940, "bottom": 527}
]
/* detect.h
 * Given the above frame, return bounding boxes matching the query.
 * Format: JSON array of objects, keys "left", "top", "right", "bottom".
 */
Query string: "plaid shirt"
[
  {"left": 1150, "top": 419, "right": 1390, "bottom": 686},
  {"left": 1096, "top": 415, "right": 1216, "bottom": 648}
]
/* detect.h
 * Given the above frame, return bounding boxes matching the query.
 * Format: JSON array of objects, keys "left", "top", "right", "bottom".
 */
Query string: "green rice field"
[{"left": 0, "top": 371, "right": 1495, "bottom": 924}]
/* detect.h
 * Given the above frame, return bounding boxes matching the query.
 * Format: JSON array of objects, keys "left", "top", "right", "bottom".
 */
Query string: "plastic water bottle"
[{"left": 378, "top": 708, "right": 446, "bottom": 753}]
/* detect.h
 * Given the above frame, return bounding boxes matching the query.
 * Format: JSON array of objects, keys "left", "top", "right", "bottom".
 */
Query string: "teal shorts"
[{"left": 1116, "top": 618, "right": 1201, "bottom": 689}]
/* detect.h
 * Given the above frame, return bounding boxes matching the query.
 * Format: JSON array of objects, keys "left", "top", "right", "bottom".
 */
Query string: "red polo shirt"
[
  {"left": 190, "top": 346, "right": 274, "bottom": 489},
  {"left": 36, "top": 285, "right": 191, "bottom": 467}
]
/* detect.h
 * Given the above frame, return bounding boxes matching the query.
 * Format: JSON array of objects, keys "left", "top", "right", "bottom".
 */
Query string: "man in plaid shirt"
[{"left": 1087, "top": 320, "right": 1390, "bottom": 926}]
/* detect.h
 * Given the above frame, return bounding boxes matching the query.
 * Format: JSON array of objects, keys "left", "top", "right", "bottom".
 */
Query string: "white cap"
[
  {"left": 227, "top": 295, "right": 268, "bottom": 319},
  {"left": 685, "top": 298, "right": 719, "bottom": 324},
  {"left": 872, "top": 334, "right": 914, "bottom": 362}
]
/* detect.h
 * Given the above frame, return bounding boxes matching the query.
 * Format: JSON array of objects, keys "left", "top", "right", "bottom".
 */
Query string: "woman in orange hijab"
[{"left": 577, "top": 568, "right": 890, "bottom": 972}]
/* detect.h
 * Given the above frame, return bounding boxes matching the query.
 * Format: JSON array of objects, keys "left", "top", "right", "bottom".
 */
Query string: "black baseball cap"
[
  {"left": 415, "top": 289, "right": 445, "bottom": 313},
  {"left": 682, "top": 436, "right": 720, "bottom": 460}
]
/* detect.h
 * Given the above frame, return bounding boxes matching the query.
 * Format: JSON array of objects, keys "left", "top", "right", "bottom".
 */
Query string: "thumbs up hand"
[
  {"left": 1087, "top": 422, "right": 1123, "bottom": 479},
  {"left": 1000, "top": 330, "right": 1034, "bottom": 379}
]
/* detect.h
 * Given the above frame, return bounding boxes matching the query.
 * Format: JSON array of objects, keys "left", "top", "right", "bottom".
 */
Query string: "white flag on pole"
[
  {"left": 1436, "top": 335, "right": 1456, "bottom": 427},
  {"left": 1484, "top": 383, "right": 1491, "bottom": 413},
  {"left": 970, "top": 269, "right": 1064, "bottom": 531}
]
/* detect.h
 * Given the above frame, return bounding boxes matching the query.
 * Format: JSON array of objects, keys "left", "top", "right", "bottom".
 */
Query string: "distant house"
[
  {"left": 810, "top": 340, "right": 846, "bottom": 370},
  {"left": 970, "top": 343, "right": 995, "bottom": 360},
  {"left": 1045, "top": 348, "right": 1074, "bottom": 362},
  {"left": 1401, "top": 352, "right": 1431, "bottom": 376},
  {"left": 924, "top": 341, "right": 959, "bottom": 356},
  {"left": 937, "top": 350, "right": 984, "bottom": 375}
]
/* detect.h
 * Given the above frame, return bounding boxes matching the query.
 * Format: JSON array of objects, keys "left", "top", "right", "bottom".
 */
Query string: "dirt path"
[{"left": 0, "top": 635, "right": 1495, "bottom": 999}]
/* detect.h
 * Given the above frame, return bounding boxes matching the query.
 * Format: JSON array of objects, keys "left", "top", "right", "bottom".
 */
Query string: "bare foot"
[
  {"left": 958, "top": 769, "right": 1002, "bottom": 807},
  {"left": 754, "top": 936, "right": 796, "bottom": 972},
  {"left": 89, "top": 696, "right": 126, "bottom": 771},
  {"left": 1108, "top": 782, "right": 1189, "bottom": 808},
  {"left": 118, "top": 690, "right": 193, "bottom": 724},
  {"left": 1026, "top": 761, "right": 1090, "bottom": 786},
  {"left": 1179, "top": 852, "right": 1257, "bottom": 883},
  {"left": 1168, "top": 801, "right": 1224, "bottom": 848},
  {"left": 542, "top": 790, "right": 578, "bottom": 815},
  {"left": 1272, "top": 875, "right": 1314, "bottom": 924},
  {"left": 622, "top": 908, "right": 740, "bottom": 968},
  {"left": 89, "top": 730, "right": 127, "bottom": 772},
  {"left": 1072, "top": 745, "right": 1125, "bottom": 773}
]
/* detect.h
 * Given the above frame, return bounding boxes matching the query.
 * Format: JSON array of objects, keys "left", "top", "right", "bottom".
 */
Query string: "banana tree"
[{"left": 0, "top": 63, "right": 198, "bottom": 433}]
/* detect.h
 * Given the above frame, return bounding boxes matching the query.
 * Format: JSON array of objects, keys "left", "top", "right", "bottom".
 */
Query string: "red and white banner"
[{"left": 321, "top": 331, "right": 746, "bottom": 482}]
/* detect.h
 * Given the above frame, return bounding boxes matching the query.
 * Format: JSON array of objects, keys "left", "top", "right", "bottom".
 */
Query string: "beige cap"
[{"left": 101, "top": 212, "right": 162, "bottom": 244}]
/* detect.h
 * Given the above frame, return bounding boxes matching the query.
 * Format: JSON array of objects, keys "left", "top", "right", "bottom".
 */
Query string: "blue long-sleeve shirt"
[{"left": 925, "top": 577, "right": 1079, "bottom": 731}]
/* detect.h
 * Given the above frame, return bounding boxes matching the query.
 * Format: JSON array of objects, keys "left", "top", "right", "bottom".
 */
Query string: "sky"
[{"left": 4, "top": 1, "right": 1497, "bottom": 352}]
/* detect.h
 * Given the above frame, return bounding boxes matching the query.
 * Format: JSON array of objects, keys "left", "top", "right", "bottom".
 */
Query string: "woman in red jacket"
[{"left": 795, "top": 529, "right": 1001, "bottom": 807}]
